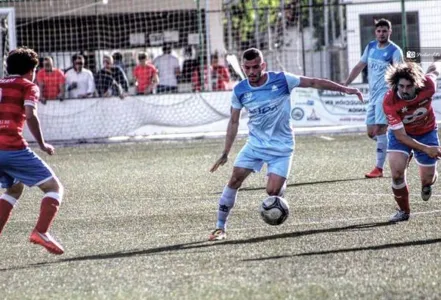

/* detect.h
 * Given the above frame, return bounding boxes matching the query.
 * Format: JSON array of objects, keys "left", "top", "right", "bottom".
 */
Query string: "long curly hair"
[{"left": 385, "top": 62, "right": 425, "bottom": 92}]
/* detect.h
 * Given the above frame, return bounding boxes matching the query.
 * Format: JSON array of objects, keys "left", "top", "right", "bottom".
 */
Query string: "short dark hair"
[
  {"left": 112, "top": 52, "right": 123, "bottom": 61},
  {"left": 162, "top": 44, "right": 172, "bottom": 54},
  {"left": 138, "top": 52, "right": 147, "bottom": 60},
  {"left": 6, "top": 47, "right": 39, "bottom": 75},
  {"left": 375, "top": 18, "right": 392, "bottom": 29},
  {"left": 242, "top": 48, "right": 263, "bottom": 61},
  {"left": 72, "top": 53, "right": 84, "bottom": 62}
]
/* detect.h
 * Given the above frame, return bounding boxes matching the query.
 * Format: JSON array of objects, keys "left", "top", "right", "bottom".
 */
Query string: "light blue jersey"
[
  {"left": 231, "top": 71, "right": 300, "bottom": 156},
  {"left": 361, "top": 40, "right": 403, "bottom": 103}
]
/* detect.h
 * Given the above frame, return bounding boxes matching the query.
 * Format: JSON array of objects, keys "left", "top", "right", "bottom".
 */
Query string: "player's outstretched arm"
[
  {"left": 393, "top": 127, "right": 441, "bottom": 159},
  {"left": 426, "top": 61, "right": 441, "bottom": 78},
  {"left": 344, "top": 61, "right": 367, "bottom": 86},
  {"left": 299, "top": 76, "right": 364, "bottom": 103},
  {"left": 25, "top": 106, "right": 54, "bottom": 155},
  {"left": 210, "top": 107, "right": 241, "bottom": 173}
]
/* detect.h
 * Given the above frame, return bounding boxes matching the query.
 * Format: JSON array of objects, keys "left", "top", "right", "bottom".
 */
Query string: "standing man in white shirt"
[
  {"left": 65, "top": 54, "right": 95, "bottom": 99},
  {"left": 153, "top": 44, "right": 181, "bottom": 94}
]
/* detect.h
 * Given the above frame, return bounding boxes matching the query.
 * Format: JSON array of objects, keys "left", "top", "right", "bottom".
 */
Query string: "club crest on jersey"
[
  {"left": 243, "top": 92, "right": 252, "bottom": 101},
  {"left": 271, "top": 85, "right": 278, "bottom": 92},
  {"left": 401, "top": 106, "right": 408, "bottom": 113}
]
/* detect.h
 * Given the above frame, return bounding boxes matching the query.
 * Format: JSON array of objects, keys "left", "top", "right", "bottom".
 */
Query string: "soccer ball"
[{"left": 259, "top": 196, "right": 289, "bottom": 226}]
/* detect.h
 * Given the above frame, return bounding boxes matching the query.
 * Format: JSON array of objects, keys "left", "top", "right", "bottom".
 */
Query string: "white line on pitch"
[{"left": 319, "top": 136, "right": 335, "bottom": 141}]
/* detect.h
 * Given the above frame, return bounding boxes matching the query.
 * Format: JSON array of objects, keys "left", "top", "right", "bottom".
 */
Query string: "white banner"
[
  {"left": 290, "top": 81, "right": 441, "bottom": 126},
  {"left": 23, "top": 81, "right": 441, "bottom": 142}
]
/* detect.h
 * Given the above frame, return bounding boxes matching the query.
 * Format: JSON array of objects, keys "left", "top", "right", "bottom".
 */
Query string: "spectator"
[
  {"left": 181, "top": 46, "right": 198, "bottom": 83},
  {"left": 112, "top": 52, "right": 125, "bottom": 71},
  {"left": 65, "top": 54, "right": 95, "bottom": 99},
  {"left": 153, "top": 44, "right": 180, "bottom": 94},
  {"left": 36, "top": 56, "right": 66, "bottom": 103},
  {"left": 211, "top": 53, "right": 231, "bottom": 91},
  {"left": 192, "top": 56, "right": 211, "bottom": 92},
  {"left": 95, "top": 69, "right": 123, "bottom": 98},
  {"left": 103, "top": 54, "right": 129, "bottom": 96},
  {"left": 133, "top": 52, "right": 159, "bottom": 95},
  {"left": 192, "top": 53, "right": 231, "bottom": 92}
]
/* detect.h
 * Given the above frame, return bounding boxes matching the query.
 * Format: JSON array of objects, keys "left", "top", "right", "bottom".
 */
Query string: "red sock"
[
  {"left": 392, "top": 185, "right": 410, "bottom": 213},
  {"left": 0, "top": 199, "right": 14, "bottom": 235},
  {"left": 35, "top": 197, "right": 60, "bottom": 233}
]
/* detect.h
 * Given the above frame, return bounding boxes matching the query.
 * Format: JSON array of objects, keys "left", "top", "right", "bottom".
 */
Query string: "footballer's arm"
[
  {"left": 25, "top": 106, "right": 54, "bottom": 155},
  {"left": 344, "top": 61, "right": 367, "bottom": 86},
  {"left": 298, "top": 76, "right": 364, "bottom": 102},
  {"left": 392, "top": 127, "right": 441, "bottom": 158},
  {"left": 426, "top": 61, "right": 441, "bottom": 78},
  {"left": 210, "top": 107, "right": 241, "bottom": 172}
]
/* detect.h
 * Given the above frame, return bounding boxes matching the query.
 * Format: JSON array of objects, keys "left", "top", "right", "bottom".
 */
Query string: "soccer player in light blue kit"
[
  {"left": 208, "top": 48, "right": 363, "bottom": 241},
  {"left": 344, "top": 18, "right": 403, "bottom": 178}
]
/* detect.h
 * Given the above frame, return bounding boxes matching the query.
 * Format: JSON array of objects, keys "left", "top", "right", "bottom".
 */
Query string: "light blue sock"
[
  {"left": 376, "top": 134, "right": 388, "bottom": 169},
  {"left": 216, "top": 186, "right": 238, "bottom": 230}
]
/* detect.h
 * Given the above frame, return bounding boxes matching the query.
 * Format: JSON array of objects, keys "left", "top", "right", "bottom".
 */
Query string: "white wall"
[{"left": 346, "top": 0, "right": 441, "bottom": 83}]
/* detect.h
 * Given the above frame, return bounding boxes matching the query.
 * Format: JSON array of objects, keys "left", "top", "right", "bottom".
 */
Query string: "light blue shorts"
[
  {"left": 233, "top": 144, "right": 293, "bottom": 178},
  {"left": 0, "top": 148, "right": 54, "bottom": 188},
  {"left": 366, "top": 100, "right": 387, "bottom": 125},
  {"left": 387, "top": 129, "right": 439, "bottom": 166}
]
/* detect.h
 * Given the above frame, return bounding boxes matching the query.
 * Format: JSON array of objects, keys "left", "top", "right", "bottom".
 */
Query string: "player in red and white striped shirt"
[
  {"left": 0, "top": 48, "right": 65, "bottom": 255},
  {"left": 383, "top": 61, "right": 441, "bottom": 222}
]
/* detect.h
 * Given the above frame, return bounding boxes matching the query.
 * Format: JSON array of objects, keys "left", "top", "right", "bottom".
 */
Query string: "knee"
[
  {"left": 40, "top": 178, "right": 64, "bottom": 196},
  {"left": 392, "top": 175, "right": 405, "bottom": 186},
  {"left": 367, "top": 132, "right": 376, "bottom": 139},
  {"left": 6, "top": 182, "right": 25, "bottom": 200}
]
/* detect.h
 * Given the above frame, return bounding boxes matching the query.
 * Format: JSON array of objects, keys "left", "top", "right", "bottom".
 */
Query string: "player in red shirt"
[
  {"left": 383, "top": 61, "right": 441, "bottom": 222},
  {"left": 133, "top": 52, "right": 158, "bottom": 95},
  {"left": 0, "top": 48, "right": 65, "bottom": 254}
]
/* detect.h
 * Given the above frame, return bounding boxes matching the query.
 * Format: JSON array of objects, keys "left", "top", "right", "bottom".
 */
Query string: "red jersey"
[
  {"left": 133, "top": 64, "right": 157, "bottom": 93},
  {"left": 0, "top": 76, "right": 40, "bottom": 150},
  {"left": 192, "top": 65, "right": 231, "bottom": 91},
  {"left": 36, "top": 68, "right": 65, "bottom": 100},
  {"left": 383, "top": 74, "right": 437, "bottom": 135}
]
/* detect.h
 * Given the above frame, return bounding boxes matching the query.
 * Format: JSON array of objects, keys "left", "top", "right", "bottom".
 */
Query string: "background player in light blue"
[
  {"left": 208, "top": 48, "right": 363, "bottom": 241},
  {"left": 344, "top": 18, "right": 403, "bottom": 178}
]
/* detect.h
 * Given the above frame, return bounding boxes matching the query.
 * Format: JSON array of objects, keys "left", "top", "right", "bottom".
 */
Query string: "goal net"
[{"left": 0, "top": 0, "right": 438, "bottom": 142}]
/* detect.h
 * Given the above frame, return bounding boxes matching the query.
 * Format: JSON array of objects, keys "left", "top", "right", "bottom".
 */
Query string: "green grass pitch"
[{"left": 1, "top": 134, "right": 441, "bottom": 299}]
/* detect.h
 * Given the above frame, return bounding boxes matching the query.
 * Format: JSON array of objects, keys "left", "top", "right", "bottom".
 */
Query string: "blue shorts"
[
  {"left": 366, "top": 100, "right": 387, "bottom": 125},
  {"left": 387, "top": 129, "right": 440, "bottom": 166},
  {"left": 233, "top": 144, "right": 293, "bottom": 178},
  {"left": 0, "top": 148, "right": 54, "bottom": 188}
]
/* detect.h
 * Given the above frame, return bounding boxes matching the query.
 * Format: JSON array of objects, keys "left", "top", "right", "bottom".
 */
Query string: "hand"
[
  {"left": 210, "top": 153, "right": 228, "bottom": 173},
  {"left": 68, "top": 82, "right": 78, "bottom": 91},
  {"left": 40, "top": 98, "right": 47, "bottom": 105},
  {"left": 39, "top": 143, "right": 55, "bottom": 155},
  {"left": 344, "top": 87, "right": 364, "bottom": 103},
  {"left": 425, "top": 146, "right": 441, "bottom": 159},
  {"left": 119, "top": 92, "right": 127, "bottom": 99}
]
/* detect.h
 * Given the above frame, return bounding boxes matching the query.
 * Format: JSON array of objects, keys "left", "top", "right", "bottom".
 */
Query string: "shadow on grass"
[
  {"left": 0, "top": 221, "right": 395, "bottom": 272},
  {"left": 212, "top": 177, "right": 390, "bottom": 194},
  {"left": 243, "top": 237, "right": 441, "bottom": 261}
]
